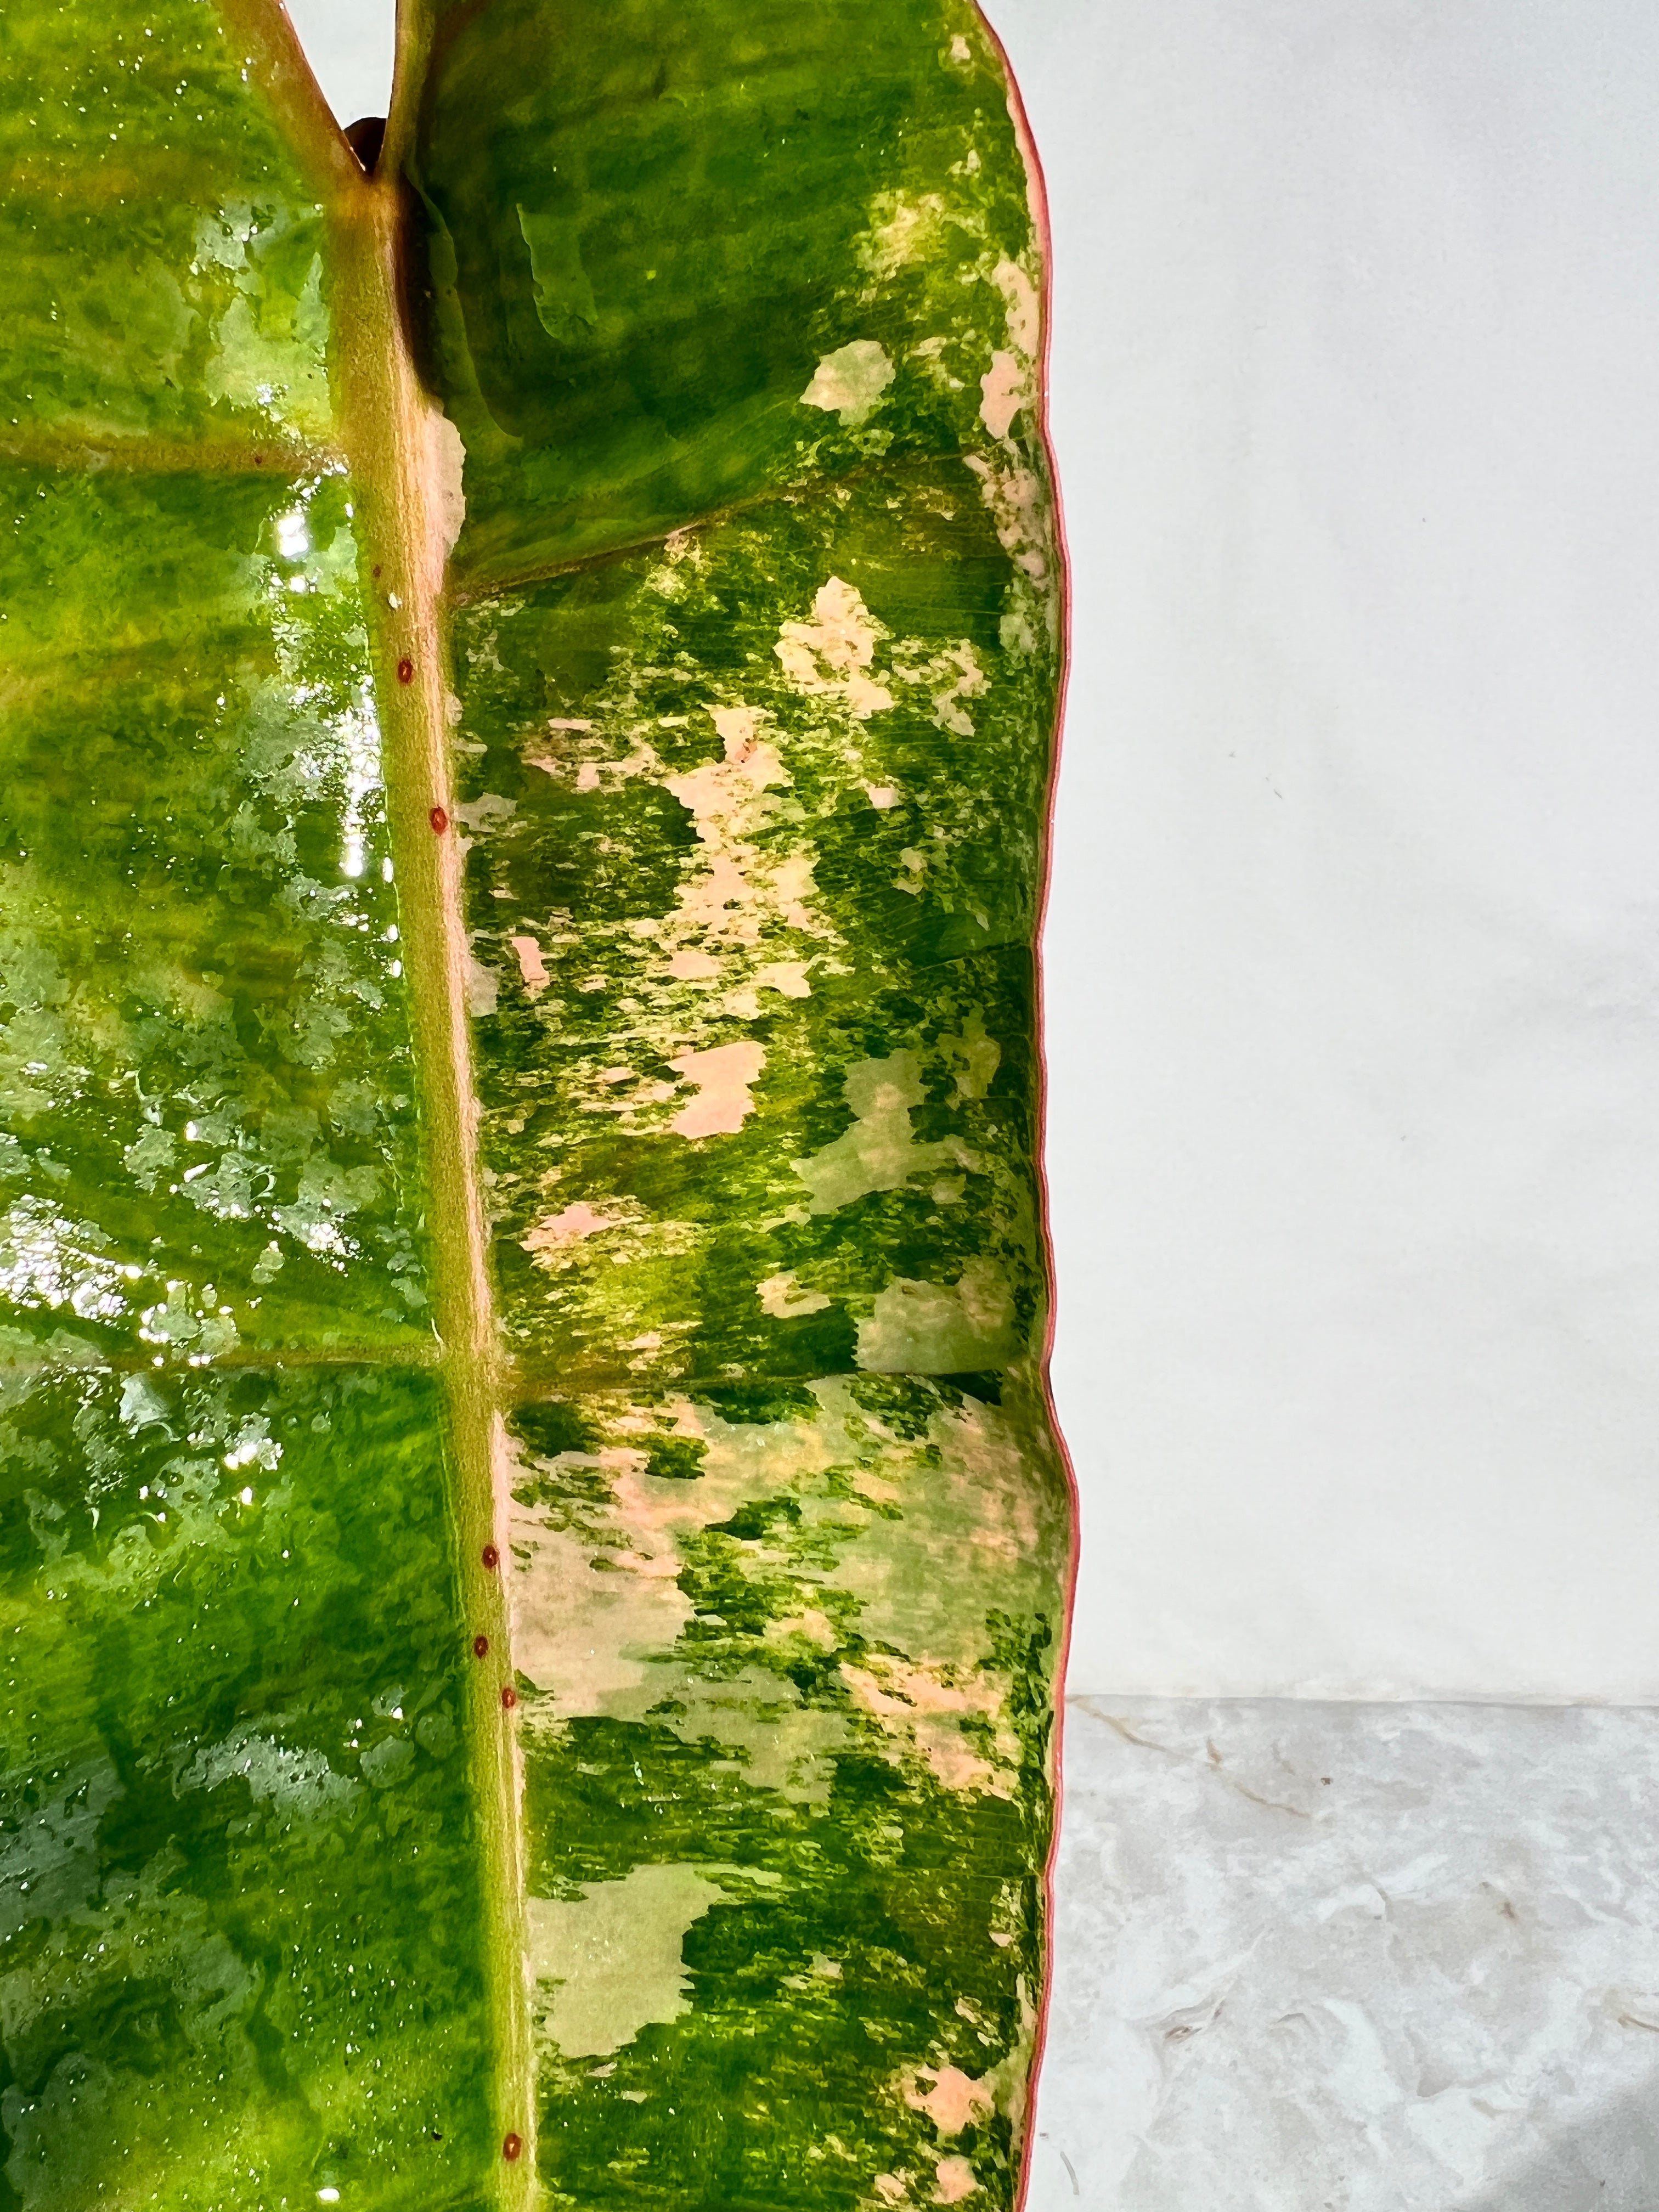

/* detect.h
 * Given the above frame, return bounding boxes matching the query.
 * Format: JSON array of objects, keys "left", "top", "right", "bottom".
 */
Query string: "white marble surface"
[{"left": 1030, "top": 1699, "right": 1659, "bottom": 2211}]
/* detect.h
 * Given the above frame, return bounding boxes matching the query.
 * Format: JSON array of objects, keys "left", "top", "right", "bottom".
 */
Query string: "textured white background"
[
  {"left": 1031, "top": 1699, "right": 1659, "bottom": 2210},
  {"left": 287, "top": 0, "right": 1659, "bottom": 1704}
]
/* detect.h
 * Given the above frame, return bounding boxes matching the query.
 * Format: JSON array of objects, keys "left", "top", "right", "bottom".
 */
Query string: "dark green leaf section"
[
  {"left": 0, "top": 1363, "right": 492, "bottom": 2211},
  {"left": 0, "top": 459, "right": 430, "bottom": 1362},
  {"left": 414, "top": 0, "right": 1046, "bottom": 586},
  {"left": 505, "top": 1373, "right": 1066, "bottom": 2212},
  {"left": 454, "top": 471, "right": 1053, "bottom": 1389},
  {"left": 0, "top": 0, "right": 334, "bottom": 458}
]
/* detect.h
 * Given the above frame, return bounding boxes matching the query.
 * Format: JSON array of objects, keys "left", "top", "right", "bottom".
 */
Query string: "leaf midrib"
[
  {"left": 324, "top": 176, "right": 540, "bottom": 2198},
  {"left": 120, "top": 1, "right": 545, "bottom": 2194}
]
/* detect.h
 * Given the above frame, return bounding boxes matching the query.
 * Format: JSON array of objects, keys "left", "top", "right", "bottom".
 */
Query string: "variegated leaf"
[{"left": 0, "top": 1, "right": 1070, "bottom": 2204}]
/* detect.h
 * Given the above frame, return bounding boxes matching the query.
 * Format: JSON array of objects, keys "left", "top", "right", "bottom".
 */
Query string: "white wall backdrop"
[
  {"left": 291, "top": 0, "right": 1659, "bottom": 1705},
  {"left": 991, "top": 0, "right": 1659, "bottom": 1701},
  {"left": 285, "top": 0, "right": 393, "bottom": 128}
]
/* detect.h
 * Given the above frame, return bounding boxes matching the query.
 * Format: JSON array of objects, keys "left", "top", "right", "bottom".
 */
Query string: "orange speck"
[
  {"left": 397, "top": 657, "right": 414, "bottom": 685},
  {"left": 430, "top": 806, "right": 449, "bottom": 834}
]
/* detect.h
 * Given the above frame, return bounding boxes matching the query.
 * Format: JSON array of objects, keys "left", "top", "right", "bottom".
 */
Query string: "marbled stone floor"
[{"left": 1029, "top": 1699, "right": 1659, "bottom": 2211}]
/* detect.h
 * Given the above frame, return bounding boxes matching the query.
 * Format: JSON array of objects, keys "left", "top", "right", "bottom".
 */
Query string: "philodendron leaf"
[{"left": 0, "top": 0, "right": 1070, "bottom": 2205}]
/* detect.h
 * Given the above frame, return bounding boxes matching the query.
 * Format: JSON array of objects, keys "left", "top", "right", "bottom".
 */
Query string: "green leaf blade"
[
  {"left": 3, "top": 1361, "right": 494, "bottom": 2209},
  {"left": 414, "top": 0, "right": 1051, "bottom": 588},
  {"left": 0, "top": 0, "right": 343, "bottom": 465},
  {"left": 507, "top": 1371, "right": 1066, "bottom": 2212},
  {"left": 0, "top": 458, "right": 433, "bottom": 1363},
  {"left": 411, "top": 0, "right": 1071, "bottom": 2202},
  {"left": 455, "top": 466, "right": 1054, "bottom": 1390},
  {"left": 0, "top": 9, "right": 495, "bottom": 2205}
]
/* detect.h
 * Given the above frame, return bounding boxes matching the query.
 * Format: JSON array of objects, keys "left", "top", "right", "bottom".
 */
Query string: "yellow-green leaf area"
[
  {"left": 0, "top": 460, "right": 430, "bottom": 1362},
  {"left": 413, "top": 0, "right": 1070, "bottom": 2200},
  {"left": 0, "top": 0, "right": 336, "bottom": 460}
]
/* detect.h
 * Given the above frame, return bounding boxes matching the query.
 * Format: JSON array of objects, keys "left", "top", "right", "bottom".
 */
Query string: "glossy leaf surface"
[{"left": 0, "top": 1, "right": 1070, "bottom": 2206}]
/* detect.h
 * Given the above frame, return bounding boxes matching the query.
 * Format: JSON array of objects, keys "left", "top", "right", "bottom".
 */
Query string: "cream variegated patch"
[
  {"left": 792, "top": 1049, "right": 975, "bottom": 1216},
  {"left": 857, "top": 191, "right": 952, "bottom": 281},
  {"left": 775, "top": 577, "right": 896, "bottom": 720},
  {"left": 856, "top": 1260, "right": 1017, "bottom": 1373},
  {"left": 758, "top": 1269, "right": 833, "bottom": 1318},
  {"left": 669, "top": 1039, "right": 765, "bottom": 1138},
  {"left": 840, "top": 1655, "right": 1018, "bottom": 1798},
  {"left": 526, "top": 1865, "right": 735, "bottom": 2059},
  {"left": 904, "top": 2066, "right": 996, "bottom": 2138},
  {"left": 962, "top": 453, "right": 1051, "bottom": 590},
  {"left": 799, "top": 338, "right": 895, "bottom": 427},
  {"left": 934, "top": 2156, "right": 979, "bottom": 2203}
]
